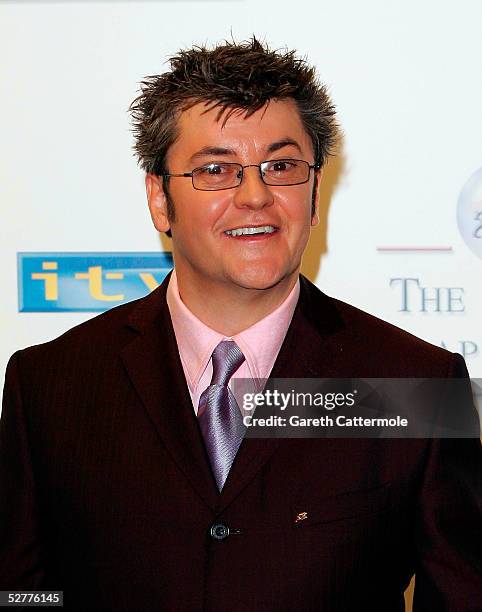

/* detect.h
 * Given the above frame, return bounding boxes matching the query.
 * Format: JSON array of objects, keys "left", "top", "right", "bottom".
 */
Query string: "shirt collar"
[{"left": 167, "top": 269, "right": 300, "bottom": 394}]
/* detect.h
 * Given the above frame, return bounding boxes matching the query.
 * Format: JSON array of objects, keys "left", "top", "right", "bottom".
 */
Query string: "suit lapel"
[
  {"left": 120, "top": 273, "right": 219, "bottom": 510},
  {"left": 119, "top": 273, "right": 346, "bottom": 513},
  {"left": 217, "top": 275, "right": 345, "bottom": 512}
]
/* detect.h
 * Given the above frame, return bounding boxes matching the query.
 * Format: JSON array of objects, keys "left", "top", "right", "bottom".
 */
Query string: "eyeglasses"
[{"left": 161, "top": 158, "right": 321, "bottom": 191}]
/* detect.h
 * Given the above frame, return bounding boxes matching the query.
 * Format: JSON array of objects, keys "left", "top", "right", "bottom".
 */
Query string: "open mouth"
[{"left": 224, "top": 225, "right": 278, "bottom": 237}]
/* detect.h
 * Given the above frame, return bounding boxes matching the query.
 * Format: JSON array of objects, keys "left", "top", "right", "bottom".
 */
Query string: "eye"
[
  {"left": 261, "top": 159, "right": 309, "bottom": 185},
  {"left": 265, "top": 159, "right": 299, "bottom": 174},
  {"left": 197, "top": 163, "right": 240, "bottom": 176},
  {"left": 272, "top": 161, "right": 291, "bottom": 172},
  {"left": 192, "top": 163, "right": 241, "bottom": 189},
  {"left": 199, "top": 164, "right": 225, "bottom": 175},
  {"left": 194, "top": 163, "right": 240, "bottom": 182}
]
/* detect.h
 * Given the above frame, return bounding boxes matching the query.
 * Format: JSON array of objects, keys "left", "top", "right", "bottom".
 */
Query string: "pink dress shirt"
[{"left": 166, "top": 269, "right": 300, "bottom": 415}]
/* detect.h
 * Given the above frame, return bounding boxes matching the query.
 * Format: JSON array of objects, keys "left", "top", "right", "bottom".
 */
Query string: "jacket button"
[{"left": 210, "top": 523, "right": 230, "bottom": 541}]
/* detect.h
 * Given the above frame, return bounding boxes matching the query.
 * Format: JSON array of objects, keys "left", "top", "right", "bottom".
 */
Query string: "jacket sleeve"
[
  {"left": 0, "top": 351, "right": 45, "bottom": 589},
  {"left": 413, "top": 353, "right": 482, "bottom": 611}
]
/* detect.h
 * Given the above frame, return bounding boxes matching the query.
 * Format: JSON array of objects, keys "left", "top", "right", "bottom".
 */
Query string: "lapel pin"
[{"left": 295, "top": 511, "right": 308, "bottom": 523}]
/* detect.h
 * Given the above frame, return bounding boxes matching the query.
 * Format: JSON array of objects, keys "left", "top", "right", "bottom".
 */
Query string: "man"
[{"left": 1, "top": 38, "right": 481, "bottom": 611}]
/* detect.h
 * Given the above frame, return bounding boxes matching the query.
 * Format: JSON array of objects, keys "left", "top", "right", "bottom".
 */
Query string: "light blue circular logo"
[{"left": 457, "top": 167, "right": 482, "bottom": 260}]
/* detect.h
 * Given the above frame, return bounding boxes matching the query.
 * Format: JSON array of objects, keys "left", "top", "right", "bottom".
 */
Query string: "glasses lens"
[
  {"left": 261, "top": 159, "right": 310, "bottom": 185},
  {"left": 192, "top": 163, "right": 242, "bottom": 191}
]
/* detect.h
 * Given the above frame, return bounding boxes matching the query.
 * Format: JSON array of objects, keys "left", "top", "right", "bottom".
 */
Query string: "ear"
[
  {"left": 145, "top": 173, "right": 171, "bottom": 233},
  {"left": 311, "top": 170, "right": 322, "bottom": 227}
]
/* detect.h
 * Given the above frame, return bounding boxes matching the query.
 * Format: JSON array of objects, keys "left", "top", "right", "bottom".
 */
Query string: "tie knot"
[{"left": 210, "top": 340, "right": 245, "bottom": 387}]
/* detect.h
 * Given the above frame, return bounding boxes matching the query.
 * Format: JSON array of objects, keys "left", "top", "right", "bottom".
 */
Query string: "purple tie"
[{"left": 198, "top": 341, "right": 246, "bottom": 491}]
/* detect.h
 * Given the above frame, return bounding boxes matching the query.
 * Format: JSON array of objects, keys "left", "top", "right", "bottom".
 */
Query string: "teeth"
[{"left": 225, "top": 226, "right": 276, "bottom": 236}]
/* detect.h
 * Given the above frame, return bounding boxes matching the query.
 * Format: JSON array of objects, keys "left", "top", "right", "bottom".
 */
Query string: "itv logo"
[{"left": 18, "top": 252, "right": 174, "bottom": 312}]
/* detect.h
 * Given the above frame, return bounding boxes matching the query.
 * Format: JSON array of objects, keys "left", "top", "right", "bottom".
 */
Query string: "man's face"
[{"left": 146, "top": 98, "right": 320, "bottom": 294}]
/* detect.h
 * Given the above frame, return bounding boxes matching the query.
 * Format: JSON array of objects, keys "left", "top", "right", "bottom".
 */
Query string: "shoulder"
[
  {"left": 12, "top": 284, "right": 167, "bottom": 373},
  {"left": 299, "top": 276, "right": 465, "bottom": 378}
]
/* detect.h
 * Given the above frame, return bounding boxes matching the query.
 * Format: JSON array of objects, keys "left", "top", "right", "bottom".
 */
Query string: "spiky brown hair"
[{"left": 129, "top": 36, "right": 337, "bottom": 177}]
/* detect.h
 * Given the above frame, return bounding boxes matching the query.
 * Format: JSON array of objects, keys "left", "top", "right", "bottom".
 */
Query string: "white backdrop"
[{"left": 1, "top": 0, "right": 481, "bottom": 393}]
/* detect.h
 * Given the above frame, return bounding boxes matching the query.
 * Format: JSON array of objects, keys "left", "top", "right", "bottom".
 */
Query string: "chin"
[{"left": 229, "top": 266, "right": 293, "bottom": 291}]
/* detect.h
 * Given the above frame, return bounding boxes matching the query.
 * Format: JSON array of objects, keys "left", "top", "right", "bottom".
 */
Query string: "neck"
[{"left": 174, "top": 270, "right": 300, "bottom": 336}]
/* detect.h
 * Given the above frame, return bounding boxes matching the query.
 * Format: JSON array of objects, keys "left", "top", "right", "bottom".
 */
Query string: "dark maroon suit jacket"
[{"left": 1, "top": 274, "right": 481, "bottom": 611}]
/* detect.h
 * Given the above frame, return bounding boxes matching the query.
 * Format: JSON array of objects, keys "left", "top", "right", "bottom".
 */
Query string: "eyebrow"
[
  {"left": 266, "top": 138, "right": 302, "bottom": 155},
  {"left": 189, "top": 138, "right": 303, "bottom": 164},
  {"left": 189, "top": 147, "right": 235, "bottom": 163}
]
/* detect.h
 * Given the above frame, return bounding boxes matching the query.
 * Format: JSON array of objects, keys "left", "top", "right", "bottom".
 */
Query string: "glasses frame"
[{"left": 161, "top": 158, "right": 322, "bottom": 191}]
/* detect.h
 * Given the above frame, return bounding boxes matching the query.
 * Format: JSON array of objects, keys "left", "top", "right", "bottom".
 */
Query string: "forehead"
[{"left": 168, "top": 98, "right": 313, "bottom": 163}]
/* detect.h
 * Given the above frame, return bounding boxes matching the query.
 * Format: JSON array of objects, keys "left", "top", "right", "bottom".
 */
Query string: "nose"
[{"left": 232, "top": 165, "right": 274, "bottom": 211}]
